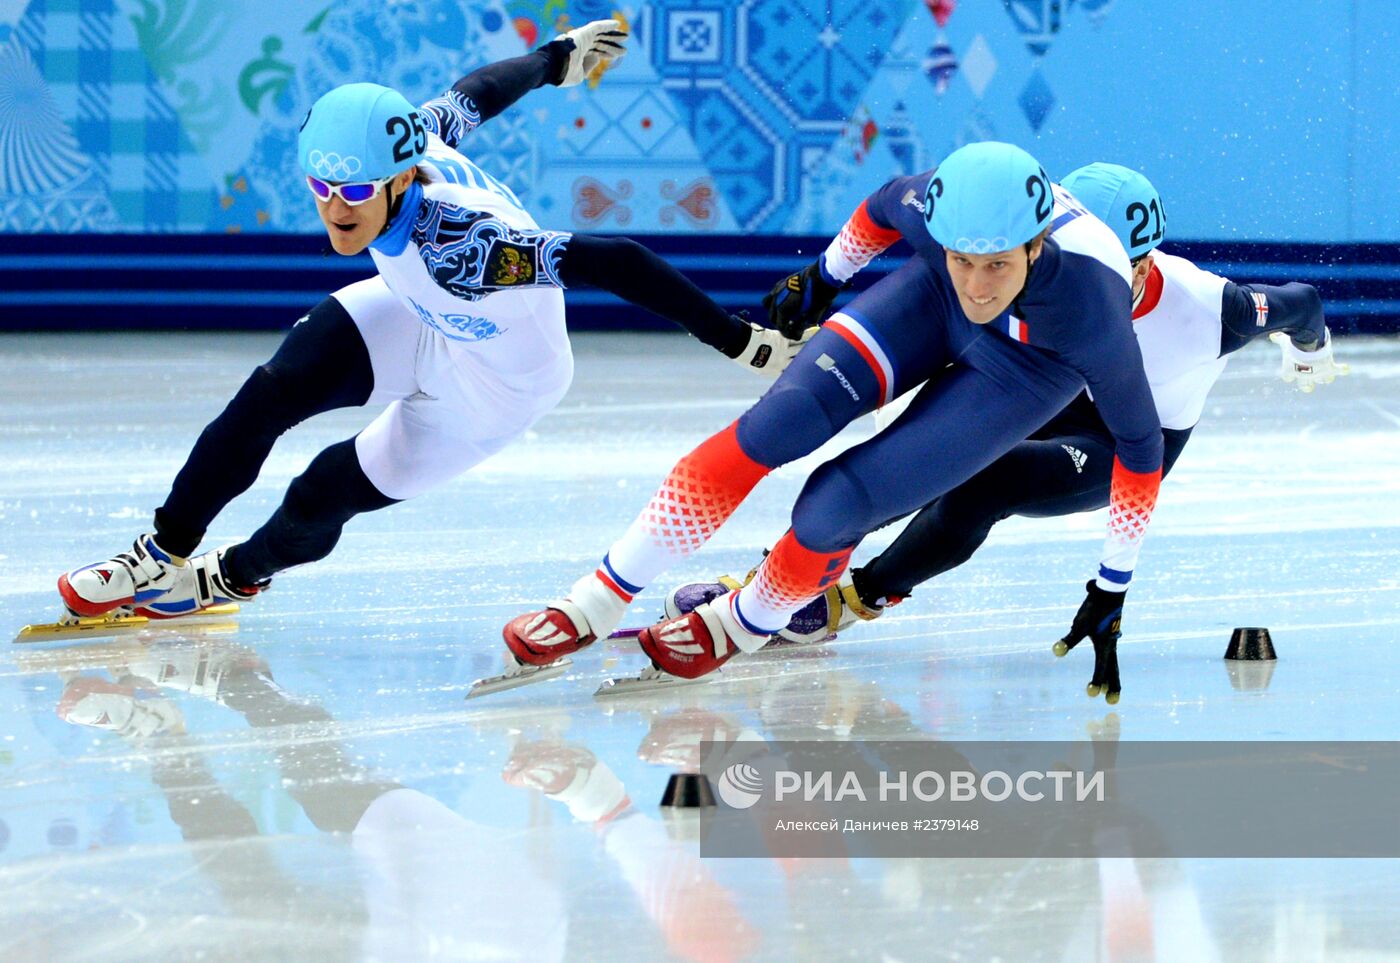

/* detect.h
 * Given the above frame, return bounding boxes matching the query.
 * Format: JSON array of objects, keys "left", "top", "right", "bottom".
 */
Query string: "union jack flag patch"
[{"left": 1252, "top": 291, "right": 1269, "bottom": 327}]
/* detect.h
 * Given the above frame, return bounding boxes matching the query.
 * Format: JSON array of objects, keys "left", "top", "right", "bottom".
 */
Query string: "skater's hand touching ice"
[{"left": 1054, "top": 581, "right": 1124, "bottom": 704}]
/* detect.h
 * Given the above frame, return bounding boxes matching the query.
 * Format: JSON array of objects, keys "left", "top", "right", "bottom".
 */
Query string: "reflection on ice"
[{"left": 2, "top": 333, "right": 1400, "bottom": 959}]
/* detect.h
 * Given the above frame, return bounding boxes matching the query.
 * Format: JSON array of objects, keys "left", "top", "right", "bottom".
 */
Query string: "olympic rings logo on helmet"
[
  {"left": 952, "top": 236, "right": 1012, "bottom": 255},
  {"left": 307, "top": 150, "right": 363, "bottom": 181}
]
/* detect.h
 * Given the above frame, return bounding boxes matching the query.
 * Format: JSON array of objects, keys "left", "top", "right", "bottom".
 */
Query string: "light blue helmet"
[
  {"left": 297, "top": 82, "right": 426, "bottom": 182},
  {"left": 924, "top": 141, "right": 1055, "bottom": 254},
  {"left": 1059, "top": 162, "right": 1165, "bottom": 261}
]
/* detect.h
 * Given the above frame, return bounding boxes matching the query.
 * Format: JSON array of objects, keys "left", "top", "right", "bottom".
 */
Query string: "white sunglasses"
[{"left": 305, "top": 174, "right": 395, "bottom": 206}]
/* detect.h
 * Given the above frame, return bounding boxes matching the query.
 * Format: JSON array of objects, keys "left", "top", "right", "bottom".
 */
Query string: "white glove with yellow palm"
[{"left": 553, "top": 19, "right": 628, "bottom": 87}]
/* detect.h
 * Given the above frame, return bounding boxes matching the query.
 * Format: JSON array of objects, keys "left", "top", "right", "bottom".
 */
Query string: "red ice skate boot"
[
  {"left": 637, "top": 592, "right": 772, "bottom": 680},
  {"left": 503, "top": 571, "right": 631, "bottom": 667}
]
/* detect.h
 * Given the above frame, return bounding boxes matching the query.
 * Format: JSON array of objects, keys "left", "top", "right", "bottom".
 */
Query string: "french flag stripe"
[
  {"left": 826, "top": 312, "right": 895, "bottom": 406},
  {"left": 1008, "top": 315, "right": 1029, "bottom": 343},
  {"left": 732, "top": 592, "right": 780, "bottom": 637},
  {"left": 598, "top": 554, "right": 639, "bottom": 601}
]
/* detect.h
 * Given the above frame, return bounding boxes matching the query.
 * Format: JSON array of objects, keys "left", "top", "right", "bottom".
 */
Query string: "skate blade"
[
  {"left": 141, "top": 603, "right": 241, "bottom": 621},
  {"left": 603, "top": 627, "right": 644, "bottom": 652},
  {"left": 466, "top": 657, "right": 572, "bottom": 700},
  {"left": 13, "top": 603, "right": 241, "bottom": 644},
  {"left": 15, "top": 613, "right": 151, "bottom": 642},
  {"left": 594, "top": 665, "right": 711, "bottom": 699}
]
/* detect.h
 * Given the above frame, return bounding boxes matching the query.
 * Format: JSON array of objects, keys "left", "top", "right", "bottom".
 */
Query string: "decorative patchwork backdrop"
[{"left": 0, "top": 0, "right": 1396, "bottom": 240}]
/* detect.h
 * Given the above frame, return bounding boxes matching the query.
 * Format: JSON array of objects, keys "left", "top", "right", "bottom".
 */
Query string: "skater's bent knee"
[
  {"left": 791, "top": 461, "right": 875, "bottom": 551},
  {"left": 235, "top": 364, "right": 313, "bottom": 431},
  {"left": 286, "top": 439, "right": 397, "bottom": 525},
  {"left": 737, "top": 382, "right": 843, "bottom": 467}
]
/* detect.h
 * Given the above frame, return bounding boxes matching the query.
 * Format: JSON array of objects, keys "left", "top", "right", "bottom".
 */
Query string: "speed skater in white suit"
[
  {"left": 666, "top": 162, "right": 1348, "bottom": 700},
  {"left": 55, "top": 22, "right": 812, "bottom": 625}
]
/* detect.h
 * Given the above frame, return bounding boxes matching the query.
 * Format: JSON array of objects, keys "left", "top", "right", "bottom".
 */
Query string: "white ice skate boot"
[
  {"left": 58, "top": 533, "right": 186, "bottom": 618},
  {"left": 134, "top": 546, "right": 265, "bottom": 619}
]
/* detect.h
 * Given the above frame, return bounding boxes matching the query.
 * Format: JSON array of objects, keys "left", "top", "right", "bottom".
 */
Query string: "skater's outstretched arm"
[
  {"left": 413, "top": 206, "right": 805, "bottom": 376},
  {"left": 560, "top": 234, "right": 802, "bottom": 373},
  {"left": 1217, "top": 280, "right": 1348, "bottom": 391},
  {"left": 1219, "top": 280, "right": 1326, "bottom": 354},
  {"left": 420, "top": 20, "right": 628, "bottom": 148}
]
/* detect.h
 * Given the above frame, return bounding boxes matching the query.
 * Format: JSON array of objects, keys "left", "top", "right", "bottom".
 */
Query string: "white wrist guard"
[
  {"left": 1270, "top": 328, "right": 1348, "bottom": 393},
  {"left": 732, "top": 321, "right": 817, "bottom": 379}
]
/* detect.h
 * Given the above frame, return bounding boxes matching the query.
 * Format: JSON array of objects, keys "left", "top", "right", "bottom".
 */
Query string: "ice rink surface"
[{"left": 2, "top": 330, "right": 1399, "bottom": 961}]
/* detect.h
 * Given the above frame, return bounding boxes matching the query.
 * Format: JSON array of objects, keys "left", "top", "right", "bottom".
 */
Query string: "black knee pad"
[{"left": 258, "top": 295, "right": 374, "bottom": 421}]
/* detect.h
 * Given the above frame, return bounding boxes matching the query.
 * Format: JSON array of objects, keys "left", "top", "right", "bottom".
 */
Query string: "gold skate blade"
[
  {"left": 15, "top": 613, "right": 151, "bottom": 642},
  {"left": 466, "top": 657, "right": 572, "bottom": 699},
  {"left": 13, "top": 603, "right": 241, "bottom": 644},
  {"left": 594, "top": 666, "right": 711, "bottom": 698}
]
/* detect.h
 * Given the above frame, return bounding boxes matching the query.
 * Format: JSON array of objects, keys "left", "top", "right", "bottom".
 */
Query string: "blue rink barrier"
[{"left": 1, "top": 234, "right": 1397, "bottom": 334}]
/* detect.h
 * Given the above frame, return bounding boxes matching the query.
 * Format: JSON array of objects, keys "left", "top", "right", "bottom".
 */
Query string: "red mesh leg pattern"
[
  {"left": 743, "top": 530, "right": 853, "bottom": 631},
  {"left": 1100, "top": 457, "right": 1162, "bottom": 581},
  {"left": 607, "top": 421, "right": 772, "bottom": 590}
]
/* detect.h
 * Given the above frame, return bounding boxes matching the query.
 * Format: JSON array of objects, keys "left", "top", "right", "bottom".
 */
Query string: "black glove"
[
  {"left": 1054, "top": 581, "right": 1124, "bottom": 704},
  {"left": 762, "top": 260, "right": 841, "bottom": 339}
]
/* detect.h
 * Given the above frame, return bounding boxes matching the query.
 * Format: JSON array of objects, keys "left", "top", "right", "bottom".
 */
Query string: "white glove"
[
  {"left": 732, "top": 321, "right": 817, "bottom": 379},
  {"left": 554, "top": 19, "right": 628, "bottom": 87},
  {"left": 1270, "top": 328, "right": 1349, "bottom": 393}
]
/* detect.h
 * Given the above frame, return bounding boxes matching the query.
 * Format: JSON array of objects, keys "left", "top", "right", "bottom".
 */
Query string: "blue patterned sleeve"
[
  {"left": 419, "top": 90, "right": 484, "bottom": 148},
  {"left": 416, "top": 204, "right": 570, "bottom": 299},
  {"left": 418, "top": 45, "right": 569, "bottom": 149}
]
